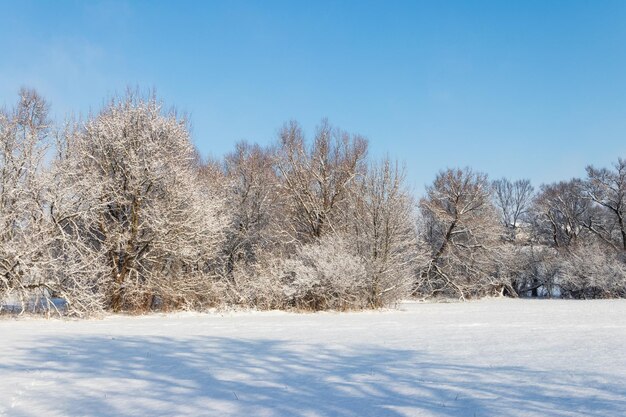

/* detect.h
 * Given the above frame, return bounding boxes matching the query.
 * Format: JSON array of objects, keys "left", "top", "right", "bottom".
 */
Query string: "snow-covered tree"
[
  {"left": 585, "top": 159, "right": 626, "bottom": 251},
  {"left": 350, "top": 158, "right": 418, "bottom": 306},
  {"left": 558, "top": 243, "right": 626, "bottom": 298},
  {"left": 276, "top": 119, "right": 368, "bottom": 242},
  {"left": 417, "top": 168, "right": 507, "bottom": 299},
  {"left": 221, "top": 141, "right": 286, "bottom": 274},
  {"left": 0, "top": 89, "right": 52, "bottom": 312},
  {"left": 50, "top": 92, "right": 226, "bottom": 313},
  {"left": 492, "top": 178, "right": 534, "bottom": 236},
  {"left": 280, "top": 234, "right": 369, "bottom": 310},
  {"left": 531, "top": 179, "right": 590, "bottom": 248}
]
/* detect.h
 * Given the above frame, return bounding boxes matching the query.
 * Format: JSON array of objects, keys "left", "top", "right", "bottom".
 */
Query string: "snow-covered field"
[{"left": 1, "top": 299, "right": 625, "bottom": 417}]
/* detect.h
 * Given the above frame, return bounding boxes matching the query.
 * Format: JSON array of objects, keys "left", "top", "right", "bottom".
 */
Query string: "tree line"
[{"left": 1, "top": 89, "right": 624, "bottom": 315}]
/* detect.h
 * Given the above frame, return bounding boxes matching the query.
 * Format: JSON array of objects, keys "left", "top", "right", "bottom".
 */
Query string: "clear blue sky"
[{"left": 2, "top": 0, "right": 626, "bottom": 194}]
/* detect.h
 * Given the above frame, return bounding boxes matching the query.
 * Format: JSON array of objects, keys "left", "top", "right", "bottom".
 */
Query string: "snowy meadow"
[
  {"left": 3, "top": 3, "right": 626, "bottom": 416},
  {"left": 2, "top": 299, "right": 625, "bottom": 417}
]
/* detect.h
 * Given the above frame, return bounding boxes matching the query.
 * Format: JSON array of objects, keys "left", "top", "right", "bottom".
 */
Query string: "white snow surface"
[{"left": 1, "top": 299, "right": 625, "bottom": 417}]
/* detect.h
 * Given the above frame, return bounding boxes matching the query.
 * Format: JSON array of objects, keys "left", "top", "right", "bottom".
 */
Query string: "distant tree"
[
  {"left": 585, "top": 159, "right": 626, "bottom": 251},
  {"left": 531, "top": 179, "right": 590, "bottom": 248},
  {"left": 559, "top": 242, "right": 626, "bottom": 299},
  {"left": 504, "top": 245, "right": 560, "bottom": 297},
  {"left": 492, "top": 178, "right": 534, "bottom": 235},
  {"left": 528, "top": 178, "right": 626, "bottom": 299}
]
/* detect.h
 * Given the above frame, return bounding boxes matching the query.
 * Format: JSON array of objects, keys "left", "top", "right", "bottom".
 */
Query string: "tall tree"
[
  {"left": 0, "top": 89, "right": 51, "bottom": 312},
  {"left": 275, "top": 119, "right": 368, "bottom": 242},
  {"left": 585, "top": 159, "right": 626, "bottom": 251},
  {"left": 51, "top": 92, "right": 226, "bottom": 312},
  {"left": 351, "top": 158, "right": 417, "bottom": 306},
  {"left": 418, "top": 168, "right": 505, "bottom": 299},
  {"left": 221, "top": 141, "right": 285, "bottom": 274}
]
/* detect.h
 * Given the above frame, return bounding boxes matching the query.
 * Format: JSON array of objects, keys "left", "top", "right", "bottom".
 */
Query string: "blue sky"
[{"left": 1, "top": 0, "right": 626, "bottom": 193}]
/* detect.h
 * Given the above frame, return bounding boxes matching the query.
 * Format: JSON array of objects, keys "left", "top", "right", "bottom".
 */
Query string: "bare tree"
[
  {"left": 0, "top": 89, "right": 53, "bottom": 312},
  {"left": 531, "top": 179, "right": 590, "bottom": 248},
  {"left": 350, "top": 158, "right": 418, "bottom": 306},
  {"left": 585, "top": 159, "right": 626, "bottom": 251},
  {"left": 221, "top": 142, "right": 285, "bottom": 272},
  {"left": 492, "top": 178, "right": 534, "bottom": 235},
  {"left": 417, "top": 168, "right": 506, "bottom": 299},
  {"left": 276, "top": 120, "right": 368, "bottom": 242},
  {"left": 502, "top": 244, "right": 560, "bottom": 297},
  {"left": 527, "top": 179, "right": 626, "bottom": 299},
  {"left": 216, "top": 141, "right": 296, "bottom": 305}
]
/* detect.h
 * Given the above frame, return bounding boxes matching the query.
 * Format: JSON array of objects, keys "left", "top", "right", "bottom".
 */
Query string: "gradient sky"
[{"left": 1, "top": 0, "right": 625, "bottom": 194}]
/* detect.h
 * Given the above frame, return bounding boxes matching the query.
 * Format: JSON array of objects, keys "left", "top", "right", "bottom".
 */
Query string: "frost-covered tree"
[
  {"left": 224, "top": 233, "right": 373, "bottom": 311},
  {"left": 50, "top": 93, "right": 226, "bottom": 313},
  {"left": 0, "top": 89, "right": 52, "bottom": 312},
  {"left": 276, "top": 120, "right": 368, "bottom": 242},
  {"left": 221, "top": 142, "right": 285, "bottom": 273},
  {"left": 280, "top": 234, "right": 369, "bottom": 310},
  {"left": 492, "top": 178, "right": 534, "bottom": 235},
  {"left": 526, "top": 177, "right": 626, "bottom": 298},
  {"left": 585, "top": 159, "right": 626, "bottom": 251},
  {"left": 350, "top": 158, "right": 418, "bottom": 306},
  {"left": 417, "top": 168, "right": 506, "bottom": 299},
  {"left": 559, "top": 243, "right": 626, "bottom": 299},
  {"left": 531, "top": 179, "right": 590, "bottom": 248}
]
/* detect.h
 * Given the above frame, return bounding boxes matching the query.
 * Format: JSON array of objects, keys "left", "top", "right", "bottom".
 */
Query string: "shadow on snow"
[{"left": 2, "top": 335, "right": 625, "bottom": 417}]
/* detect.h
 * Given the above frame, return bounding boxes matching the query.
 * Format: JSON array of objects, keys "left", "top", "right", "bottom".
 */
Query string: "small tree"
[{"left": 280, "top": 234, "right": 369, "bottom": 310}]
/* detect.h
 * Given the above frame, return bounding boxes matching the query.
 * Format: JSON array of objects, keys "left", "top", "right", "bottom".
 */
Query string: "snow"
[{"left": 1, "top": 299, "right": 625, "bottom": 417}]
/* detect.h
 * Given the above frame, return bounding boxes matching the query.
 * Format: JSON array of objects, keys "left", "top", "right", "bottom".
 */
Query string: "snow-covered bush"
[
  {"left": 222, "top": 236, "right": 370, "bottom": 311},
  {"left": 280, "top": 235, "right": 369, "bottom": 310},
  {"left": 219, "top": 253, "right": 286, "bottom": 310},
  {"left": 558, "top": 244, "right": 626, "bottom": 299},
  {"left": 503, "top": 245, "right": 559, "bottom": 297}
]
